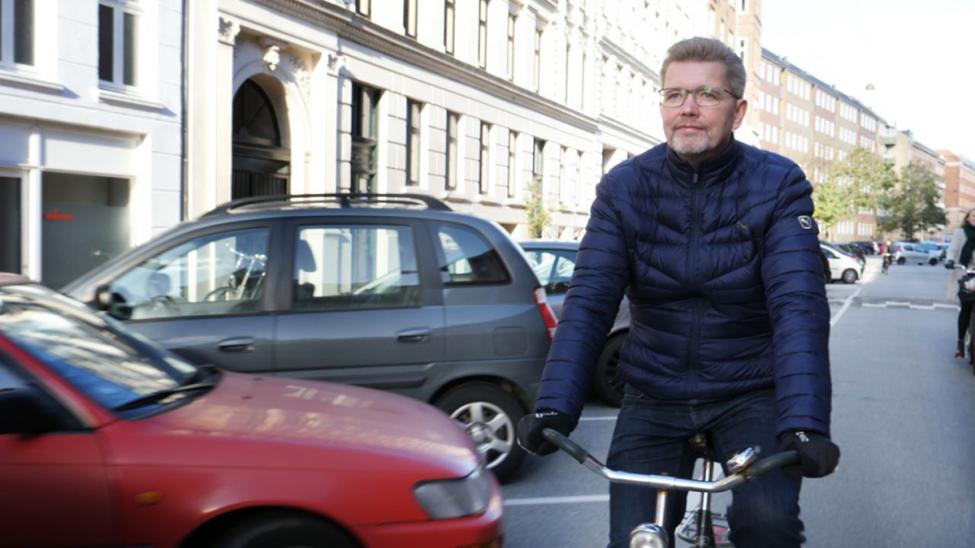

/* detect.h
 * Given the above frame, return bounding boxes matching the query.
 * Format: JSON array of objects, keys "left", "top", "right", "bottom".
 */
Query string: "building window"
[
  {"left": 351, "top": 83, "right": 381, "bottom": 193},
  {"left": 533, "top": 28, "right": 542, "bottom": 92},
  {"left": 507, "top": 131, "right": 517, "bottom": 198},
  {"left": 356, "top": 0, "right": 370, "bottom": 17},
  {"left": 479, "top": 122, "right": 491, "bottom": 194},
  {"left": 478, "top": 0, "right": 488, "bottom": 69},
  {"left": 98, "top": 2, "right": 138, "bottom": 86},
  {"left": 506, "top": 13, "right": 515, "bottom": 80},
  {"left": 404, "top": 0, "right": 417, "bottom": 38},
  {"left": 444, "top": 0, "right": 455, "bottom": 54},
  {"left": 532, "top": 138, "right": 545, "bottom": 188},
  {"left": 445, "top": 111, "right": 458, "bottom": 189},
  {"left": 405, "top": 100, "right": 422, "bottom": 186},
  {"left": 0, "top": 0, "right": 33, "bottom": 66},
  {"left": 0, "top": 176, "right": 19, "bottom": 273}
]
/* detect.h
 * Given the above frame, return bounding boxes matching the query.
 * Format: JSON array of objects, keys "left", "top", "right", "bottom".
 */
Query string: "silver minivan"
[{"left": 64, "top": 194, "right": 555, "bottom": 481}]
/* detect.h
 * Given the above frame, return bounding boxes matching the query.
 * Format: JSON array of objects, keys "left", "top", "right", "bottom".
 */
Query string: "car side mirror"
[
  {"left": 0, "top": 386, "right": 62, "bottom": 437},
  {"left": 94, "top": 284, "right": 132, "bottom": 320}
]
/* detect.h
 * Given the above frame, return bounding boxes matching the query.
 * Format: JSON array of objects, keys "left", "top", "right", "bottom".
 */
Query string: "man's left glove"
[
  {"left": 516, "top": 409, "right": 573, "bottom": 456},
  {"left": 778, "top": 430, "right": 840, "bottom": 480}
]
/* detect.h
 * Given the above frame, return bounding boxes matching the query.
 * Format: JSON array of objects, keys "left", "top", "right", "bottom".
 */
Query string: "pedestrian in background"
[
  {"left": 944, "top": 208, "right": 975, "bottom": 358},
  {"left": 516, "top": 37, "right": 839, "bottom": 548}
]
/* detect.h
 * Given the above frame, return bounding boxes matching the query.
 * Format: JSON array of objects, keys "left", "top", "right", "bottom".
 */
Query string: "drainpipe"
[{"left": 179, "top": 0, "right": 188, "bottom": 221}]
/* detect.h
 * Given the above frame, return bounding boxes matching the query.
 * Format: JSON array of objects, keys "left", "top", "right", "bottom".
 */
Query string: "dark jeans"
[
  {"left": 959, "top": 297, "right": 974, "bottom": 341},
  {"left": 607, "top": 386, "right": 804, "bottom": 548}
]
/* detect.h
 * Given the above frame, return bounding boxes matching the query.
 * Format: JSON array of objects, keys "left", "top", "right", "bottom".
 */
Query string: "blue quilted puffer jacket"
[{"left": 534, "top": 138, "right": 831, "bottom": 436}]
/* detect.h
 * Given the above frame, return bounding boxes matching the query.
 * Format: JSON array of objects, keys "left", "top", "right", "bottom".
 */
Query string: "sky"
[{"left": 761, "top": 0, "right": 974, "bottom": 159}]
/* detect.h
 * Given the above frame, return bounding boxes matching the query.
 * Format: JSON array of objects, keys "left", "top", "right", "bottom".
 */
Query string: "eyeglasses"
[{"left": 658, "top": 86, "right": 739, "bottom": 108}]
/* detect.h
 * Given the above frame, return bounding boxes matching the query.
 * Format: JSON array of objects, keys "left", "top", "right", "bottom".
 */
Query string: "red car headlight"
[{"left": 413, "top": 466, "right": 493, "bottom": 520}]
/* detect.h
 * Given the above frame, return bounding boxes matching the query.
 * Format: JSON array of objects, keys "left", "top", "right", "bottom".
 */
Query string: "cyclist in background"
[
  {"left": 882, "top": 240, "right": 895, "bottom": 274},
  {"left": 944, "top": 208, "right": 975, "bottom": 358}
]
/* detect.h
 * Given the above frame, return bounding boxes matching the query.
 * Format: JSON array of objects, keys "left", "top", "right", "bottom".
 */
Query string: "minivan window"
[
  {"left": 436, "top": 224, "right": 509, "bottom": 284},
  {"left": 525, "top": 250, "right": 576, "bottom": 294},
  {"left": 109, "top": 228, "right": 270, "bottom": 320},
  {"left": 293, "top": 224, "right": 420, "bottom": 311}
]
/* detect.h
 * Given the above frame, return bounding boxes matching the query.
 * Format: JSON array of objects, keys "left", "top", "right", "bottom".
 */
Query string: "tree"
[
  {"left": 525, "top": 179, "right": 550, "bottom": 239},
  {"left": 826, "top": 147, "right": 896, "bottom": 214},
  {"left": 812, "top": 177, "right": 851, "bottom": 240},
  {"left": 878, "top": 162, "right": 947, "bottom": 240}
]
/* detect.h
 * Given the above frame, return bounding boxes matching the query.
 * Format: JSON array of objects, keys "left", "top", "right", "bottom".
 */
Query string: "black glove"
[
  {"left": 516, "top": 409, "right": 573, "bottom": 456},
  {"left": 778, "top": 430, "right": 840, "bottom": 480},
  {"left": 945, "top": 260, "right": 956, "bottom": 270}
]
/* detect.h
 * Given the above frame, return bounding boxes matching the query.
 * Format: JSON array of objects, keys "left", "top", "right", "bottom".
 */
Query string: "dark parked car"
[
  {"left": 63, "top": 194, "right": 557, "bottom": 481},
  {"left": 520, "top": 240, "right": 629, "bottom": 406},
  {"left": 0, "top": 273, "right": 502, "bottom": 547}
]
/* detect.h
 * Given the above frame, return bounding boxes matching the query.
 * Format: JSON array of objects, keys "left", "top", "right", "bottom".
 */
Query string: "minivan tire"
[
  {"left": 897, "top": 257, "right": 906, "bottom": 265},
  {"left": 593, "top": 334, "right": 626, "bottom": 407},
  {"left": 841, "top": 269, "right": 858, "bottom": 284},
  {"left": 435, "top": 382, "right": 526, "bottom": 483}
]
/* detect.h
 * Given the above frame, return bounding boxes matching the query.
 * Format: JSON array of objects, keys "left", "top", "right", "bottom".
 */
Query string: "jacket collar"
[{"left": 664, "top": 135, "right": 742, "bottom": 186}]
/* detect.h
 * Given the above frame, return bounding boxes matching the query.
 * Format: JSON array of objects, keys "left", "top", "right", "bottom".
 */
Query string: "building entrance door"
[
  {"left": 232, "top": 79, "right": 290, "bottom": 200},
  {"left": 0, "top": 177, "right": 20, "bottom": 273}
]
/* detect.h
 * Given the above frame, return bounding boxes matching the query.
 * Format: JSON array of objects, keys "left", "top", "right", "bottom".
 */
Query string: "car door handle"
[
  {"left": 218, "top": 336, "right": 256, "bottom": 352},
  {"left": 396, "top": 328, "right": 432, "bottom": 343}
]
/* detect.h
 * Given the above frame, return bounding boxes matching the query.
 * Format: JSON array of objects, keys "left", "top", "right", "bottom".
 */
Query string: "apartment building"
[
  {"left": 0, "top": 0, "right": 183, "bottom": 286},
  {"left": 706, "top": 0, "right": 762, "bottom": 144},
  {"left": 940, "top": 150, "right": 975, "bottom": 233},
  {"left": 755, "top": 48, "right": 887, "bottom": 242},
  {"left": 185, "top": 0, "right": 707, "bottom": 241}
]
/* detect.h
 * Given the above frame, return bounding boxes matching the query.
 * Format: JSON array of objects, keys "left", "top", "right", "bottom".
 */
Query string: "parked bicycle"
[{"left": 542, "top": 428, "right": 799, "bottom": 548}]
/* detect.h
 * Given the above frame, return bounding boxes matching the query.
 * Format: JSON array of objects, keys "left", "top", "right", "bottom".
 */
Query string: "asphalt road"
[{"left": 501, "top": 257, "right": 975, "bottom": 547}]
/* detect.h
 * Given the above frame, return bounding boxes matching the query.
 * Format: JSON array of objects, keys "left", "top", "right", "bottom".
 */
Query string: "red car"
[{"left": 0, "top": 274, "right": 502, "bottom": 548}]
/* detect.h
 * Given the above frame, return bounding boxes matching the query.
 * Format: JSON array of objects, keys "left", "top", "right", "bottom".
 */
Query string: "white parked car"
[
  {"left": 893, "top": 241, "right": 940, "bottom": 265},
  {"left": 821, "top": 243, "right": 863, "bottom": 283}
]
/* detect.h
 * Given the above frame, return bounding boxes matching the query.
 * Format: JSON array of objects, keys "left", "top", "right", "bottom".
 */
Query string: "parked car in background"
[
  {"left": 848, "top": 240, "right": 879, "bottom": 255},
  {"left": 893, "top": 241, "right": 940, "bottom": 265},
  {"left": 918, "top": 241, "right": 947, "bottom": 262},
  {"left": 520, "top": 241, "right": 630, "bottom": 406},
  {"left": 0, "top": 274, "right": 502, "bottom": 548},
  {"left": 63, "top": 194, "right": 557, "bottom": 481},
  {"left": 819, "top": 248, "right": 832, "bottom": 284},
  {"left": 821, "top": 243, "right": 864, "bottom": 283},
  {"left": 830, "top": 242, "right": 866, "bottom": 262}
]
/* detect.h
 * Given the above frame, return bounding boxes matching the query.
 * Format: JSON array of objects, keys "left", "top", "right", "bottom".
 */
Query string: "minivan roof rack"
[{"left": 201, "top": 193, "right": 452, "bottom": 217}]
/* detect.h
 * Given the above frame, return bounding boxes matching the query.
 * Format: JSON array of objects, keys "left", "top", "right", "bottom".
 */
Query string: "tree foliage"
[
  {"left": 525, "top": 179, "right": 550, "bottom": 239},
  {"left": 813, "top": 147, "right": 898, "bottom": 239},
  {"left": 878, "top": 162, "right": 947, "bottom": 240}
]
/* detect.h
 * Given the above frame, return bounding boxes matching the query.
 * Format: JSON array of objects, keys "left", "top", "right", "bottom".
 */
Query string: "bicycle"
[
  {"left": 542, "top": 428, "right": 799, "bottom": 548},
  {"left": 952, "top": 263, "right": 975, "bottom": 373},
  {"left": 881, "top": 253, "right": 893, "bottom": 274}
]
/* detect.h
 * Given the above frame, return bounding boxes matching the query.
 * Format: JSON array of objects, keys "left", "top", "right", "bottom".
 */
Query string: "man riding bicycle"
[
  {"left": 882, "top": 239, "right": 895, "bottom": 273},
  {"left": 517, "top": 37, "right": 840, "bottom": 548}
]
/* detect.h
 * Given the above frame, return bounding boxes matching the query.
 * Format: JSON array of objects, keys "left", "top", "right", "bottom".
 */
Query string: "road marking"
[
  {"left": 578, "top": 415, "right": 618, "bottom": 422},
  {"left": 830, "top": 286, "right": 861, "bottom": 328},
  {"left": 505, "top": 494, "right": 609, "bottom": 506}
]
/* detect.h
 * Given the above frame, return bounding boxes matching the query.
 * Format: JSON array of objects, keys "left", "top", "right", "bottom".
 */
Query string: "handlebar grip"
[
  {"left": 542, "top": 428, "right": 589, "bottom": 464},
  {"left": 746, "top": 450, "right": 800, "bottom": 478}
]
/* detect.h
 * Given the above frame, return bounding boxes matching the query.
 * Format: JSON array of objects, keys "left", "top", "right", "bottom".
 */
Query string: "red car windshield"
[{"left": 0, "top": 284, "right": 198, "bottom": 415}]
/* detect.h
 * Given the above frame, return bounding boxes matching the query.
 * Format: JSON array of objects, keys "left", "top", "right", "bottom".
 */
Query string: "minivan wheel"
[
  {"left": 897, "top": 257, "right": 906, "bottom": 265},
  {"left": 841, "top": 269, "right": 858, "bottom": 284},
  {"left": 435, "top": 382, "right": 525, "bottom": 482},
  {"left": 930, "top": 258, "right": 939, "bottom": 266},
  {"left": 593, "top": 334, "right": 626, "bottom": 407}
]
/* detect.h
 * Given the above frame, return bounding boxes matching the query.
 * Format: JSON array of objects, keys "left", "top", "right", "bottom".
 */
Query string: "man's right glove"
[
  {"left": 945, "top": 260, "right": 956, "bottom": 270},
  {"left": 778, "top": 430, "right": 840, "bottom": 480},
  {"left": 516, "top": 409, "right": 573, "bottom": 455}
]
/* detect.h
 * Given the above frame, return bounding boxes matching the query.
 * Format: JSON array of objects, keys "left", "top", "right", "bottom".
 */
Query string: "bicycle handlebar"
[{"left": 542, "top": 428, "right": 799, "bottom": 494}]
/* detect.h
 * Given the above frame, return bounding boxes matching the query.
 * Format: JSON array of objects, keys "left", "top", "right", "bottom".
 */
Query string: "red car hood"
[{"left": 120, "top": 371, "right": 479, "bottom": 478}]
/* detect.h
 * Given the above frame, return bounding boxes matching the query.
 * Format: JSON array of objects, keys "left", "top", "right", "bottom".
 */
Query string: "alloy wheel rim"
[{"left": 450, "top": 401, "right": 514, "bottom": 469}]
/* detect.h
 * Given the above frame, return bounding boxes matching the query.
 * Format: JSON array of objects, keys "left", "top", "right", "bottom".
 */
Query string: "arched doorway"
[{"left": 232, "top": 79, "right": 290, "bottom": 199}]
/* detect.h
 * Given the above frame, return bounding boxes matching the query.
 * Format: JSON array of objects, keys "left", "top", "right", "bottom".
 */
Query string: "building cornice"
[
  {"left": 599, "top": 37, "right": 660, "bottom": 83},
  {"left": 249, "top": 0, "right": 599, "bottom": 134},
  {"left": 598, "top": 115, "right": 660, "bottom": 147}
]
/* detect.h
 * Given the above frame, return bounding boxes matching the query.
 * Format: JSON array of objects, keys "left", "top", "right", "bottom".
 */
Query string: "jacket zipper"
[{"left": 686, "top": 171, "right": 703, "bottom": 384}]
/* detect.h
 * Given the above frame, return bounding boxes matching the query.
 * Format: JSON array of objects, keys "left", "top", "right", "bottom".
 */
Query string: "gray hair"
[{"left": 660, "top": 37, "right": 746, "bottom": 99}]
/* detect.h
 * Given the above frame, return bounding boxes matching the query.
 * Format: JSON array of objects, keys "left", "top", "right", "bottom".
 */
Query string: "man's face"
[{"left": 660, "top": 60, "right": 747, "bottom": 164}]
